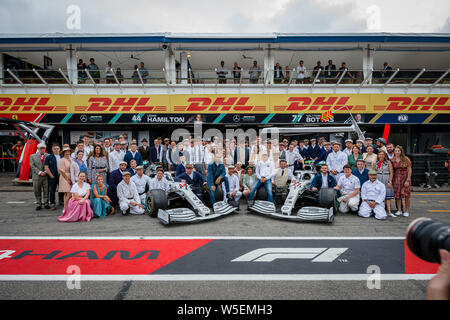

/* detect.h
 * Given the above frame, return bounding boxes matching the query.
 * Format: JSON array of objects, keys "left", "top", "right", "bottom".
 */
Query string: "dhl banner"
[{"left": 0, "top": 94, "right": 449, "bottom": 114}]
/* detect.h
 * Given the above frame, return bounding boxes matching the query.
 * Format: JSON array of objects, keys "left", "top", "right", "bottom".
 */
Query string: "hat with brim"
[
  {"left": 122, "top": 171, "right": 131, "bottom": 176},
  {"left": 356, "top": 139, "right": 364, "bottom": 143},
  {"left": 377, "top": 137, "right": 386, "bottom": 144},
  {"left": 119, "top": 161, "right": 127, "bottom": 165},
  {"left": 136, "top": 165, "right": 144, "bottom": 170},
  {"left": 37, "top": 142, "right": 46, "bottom": 149},
  {"left": 113, "top": 141, "right": 120, "bottom": 146},
  {"left": 365, "top": 137, "right": 373, "bottom": 141},
  {"left": 368, "top": 170, "right": 377, "bottom": 175},
  {"left": 345, "top": 139, "right": 353, "bottom": 143},
  {"left": 332, "top": 141, "right": 341, "bottom": 146},
  {"left": 120, "top": 141, "right": 127, "bottom": 145}
]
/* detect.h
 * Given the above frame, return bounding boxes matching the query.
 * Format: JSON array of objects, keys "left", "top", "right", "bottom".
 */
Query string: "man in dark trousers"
[
  {"left": 206, "top": 153, "right": 231, "bottom": 204},
  {"left": 30, "top": 142, "right": 49, "bottom": 210},
  {"left": 108, "top": 161, "right": 128, "bottom": 208},
  {"left": 174, "top": 164, "right": 207, "bottom": 199},
  {"left": 44, "top": 143, "right": 62, "bottom": 210},
  {"left": 149, "top": 138, "right": 163, "bottom": 164},
  {"left": 234, "top": 141, "right": 250, "bottom": 168},
  {"left": 307, "top": 138, "right": 321, "bottom": 162}
]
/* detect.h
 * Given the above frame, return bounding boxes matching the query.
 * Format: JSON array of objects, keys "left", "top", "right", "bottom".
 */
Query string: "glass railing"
[{"left": 1, "top": 68, "right": 449, "bottom": 86}]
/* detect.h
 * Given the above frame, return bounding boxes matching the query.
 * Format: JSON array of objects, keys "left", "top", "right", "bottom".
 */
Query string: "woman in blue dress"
[{"left": 90, "top": 174, "right": 114, "bottom": 218}]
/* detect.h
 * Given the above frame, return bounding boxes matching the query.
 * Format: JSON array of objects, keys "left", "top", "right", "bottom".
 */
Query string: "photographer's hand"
[{"left": 426, "top": 249, "right": 450, "bottom": 300}]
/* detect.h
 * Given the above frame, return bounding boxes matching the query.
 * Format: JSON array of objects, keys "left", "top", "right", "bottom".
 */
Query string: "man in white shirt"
[
  {"left": 71, "top": 141, "right": 87, "bottom": 162},
  {"left": 117, "top": 171, "right": 145, "bottom": 215},
  {"left": 326, "top": 141, "right": 348, "bottom": 182},
  {"left": 130, "top": 165, "right": 152, "bottom": 206},
  {"left": 358, "top": 170, "right": 387, "bottom": 220},
  {"left": 343, "top": 139, "right": 353, "bottom": 156},
  {"left": 386, "top": 143, "right": 395, "bottom": 160},
  {"left": 223, "top": 165, "right": 242, "bottom": 202},
  {"left": 248, "top": 153, "right": 275, "bottom": 205},
  {"left": 82, "top": 135, "right": 91, "bottom": 159},
  {"left": 103, "top": 138, "right": 113, "bottom": 153},
  {"left": 149, "top": 168, "right": 171, "bottom": 194},
  {"left": 216, "top": 60, "right": 229, "bottom": 84},
  {"left": 296, "top": 60, "right": 307, "bottom": 83},
  {"left": 334, "top": 165, "right": 360, "bottom": 213},
  {"left": 193, "top": 140, "right": 207, "bottom": 175},
  {"left": 285, "top": 143, "right": 304, "bottom": 177},
  {"left": 109, "top": 141, "right": 124, "bottom": 172}
]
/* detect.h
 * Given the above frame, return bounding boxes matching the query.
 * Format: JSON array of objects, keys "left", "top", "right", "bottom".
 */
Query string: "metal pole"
[
  {"left": 384, "top": 68, "right": 400, "bottom": 86},
  {"left": 32, "top": 68, "right": 48, "bottom": 86},
  {"left": 336, "top": 68, "right": 347, "bottom": 86},
  {"left": 409, "top": 68, "right": 426, "bottom": 86},
  {"left": 6, "top": 68, "right": 24, "bottom": 87}
]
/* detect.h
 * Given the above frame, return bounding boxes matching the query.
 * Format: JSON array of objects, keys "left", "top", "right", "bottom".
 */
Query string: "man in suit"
[
  {"left": 161, "top": 138, "right": 171, "bottom": 171},
  {"left": 44, "top": 143, "right": 61, "bottom": 210},
  {"left": 138, "top": 138, "right": 150, "bottom": 163},
  {"left": 307, "top": 138, "right": 321, "bottom": 162},
  {"left": 149, "top": 138, "right": 163, "bottom": 164},
  {"left": 174, "top": 164, "right": 206, "bottom": 199},
  {"left": 298, "top": 140, "right": 309, "bottom": 160},
  {"left": 324, "top": 59, "right": 336, "bottom": 78},
  {"left": 311, "top": 164, "right": 337, "bottom": 192},
  {"left": 207, "top": 153, "right": 231, "bottom": 205},
  {"left": 30, "top": 142, "right": 49, "bottom": 210},
  {"left": 123, "top": 143, "right": 143, "bottom": 167},
  {"left": 316, "top": 141, "right": 333, "bottom": 163},
  {"left": 108, "top": 161, "right": 128, "bottom": 208},
  {"left": 176, "top": 155, "right": 188, "bottom": 177},
  {"left": 234, "top": 141, "right": 250, "bottom": 168}
]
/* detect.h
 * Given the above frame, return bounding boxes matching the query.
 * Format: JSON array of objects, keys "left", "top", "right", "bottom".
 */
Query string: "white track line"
[{"left": 0, "top": 274, "right": 433, "bottom": 281}]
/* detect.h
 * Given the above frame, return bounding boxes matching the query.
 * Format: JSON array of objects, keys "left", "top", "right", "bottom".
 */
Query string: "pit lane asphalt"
[{"left": 0, "top": 179, "right": 449, "bottom": 300}]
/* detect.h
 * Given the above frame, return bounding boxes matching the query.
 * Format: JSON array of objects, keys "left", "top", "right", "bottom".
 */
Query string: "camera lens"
[{"left": 406, "top": 218, "right": 450, "bottom": 263}]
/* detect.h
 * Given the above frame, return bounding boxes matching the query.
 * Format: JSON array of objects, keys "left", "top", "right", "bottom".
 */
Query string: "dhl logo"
[
  {"left": 75, "top": 97, "right": 167, "bottom": 112},
  {"left": 374, "top": 97, "right": 450, "bottom": 111},
  {"left": 173, "top": 97, "right": 267, "bottom": 112},
  {"left": 0, "top": 97, "right": 67, "bottom": 112},
  {"left": 273, "top": 96, "right": 366, "bottom": 112}
]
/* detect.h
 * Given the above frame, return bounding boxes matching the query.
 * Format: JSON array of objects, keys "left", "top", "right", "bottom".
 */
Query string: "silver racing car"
[{"left": 144, "top": 165, "right": 238, "bottom": 225}]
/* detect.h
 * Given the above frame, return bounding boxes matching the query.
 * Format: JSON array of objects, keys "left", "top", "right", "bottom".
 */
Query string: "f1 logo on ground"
[{"left": 231, "top": 248, "right": 348, "bottom": 263}]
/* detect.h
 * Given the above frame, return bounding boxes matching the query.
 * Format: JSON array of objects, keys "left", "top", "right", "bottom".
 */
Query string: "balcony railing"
[{"left": 1, "top": 67, "right": 449, "bottom": 87}]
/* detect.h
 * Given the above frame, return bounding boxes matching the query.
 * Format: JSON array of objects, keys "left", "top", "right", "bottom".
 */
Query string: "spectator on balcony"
[
  {"left": 138, "top": 62, "right": 149, "bottom": 83},
  {"left": 232, "top": 62, "right": 242, "bottom": 84},
  {"left": 283, "top": 66, "right": 291, "bottom": 83},
  {"left": 116, "top": 68, "right": 124, "bottom": 83},
  {"left": 105, "top": 61, "right": 115, "bottom": 84},
  {"left": 335, "top": 62, "right": 354, "bottom": 80},
  {"left": 77, "top": 59, "right": 87, "bottom": 83},
  {"left": 132, "top": 65, "right": 139, "bottom": 84},
  {"left": 295, "top": 60, "right": 307, "bottom": 84},
  {"left": 88, "top": 58, "right": 100, "bottom": 83},
  {"left": 324, "top": 59, "right": 336, "bottom": 78},
  {"left": 313, "top": 61, "right": 323, "bottom": 81},
  {"left": 274, "top": 62, "right": 284, "bottom": 84},
  {"left": 381, "top": 62, "right": 393, "bottom": 78},
  {"left": 249, "top": 60, "right": 261, "bottom": 84},
  {"left": 216, "top": 60, "right": 228, "bottom": 84}
]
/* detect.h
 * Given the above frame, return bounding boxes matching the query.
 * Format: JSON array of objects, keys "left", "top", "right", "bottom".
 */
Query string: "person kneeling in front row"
[
  {"left": 334, "top": 164, "right": 360, "bottom": 213},
  {"left": 117, "top": 171, "right": 145, "bottom": 215},
  {"left": 358, "top": 170, "right": 387, "bottom": 220}
]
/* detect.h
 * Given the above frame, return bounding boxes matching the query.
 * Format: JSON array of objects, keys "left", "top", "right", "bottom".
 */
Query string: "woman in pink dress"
[
  {"left": 58, "top": 171, "right": 94, "bottom": 222},
  {"left": 391, "top": 145, "right": 412, "bottom": 217}
]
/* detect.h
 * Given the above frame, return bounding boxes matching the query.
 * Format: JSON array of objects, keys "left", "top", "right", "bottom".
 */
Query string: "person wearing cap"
[
  {"left": 175, "top": 164, "right": 206, "bottom": 200},
  {"left": 207, "top": 153, "right": 232, "bottom": 205},
  {"left": 109, "top": 140, "right": 124, "bottom": 172},
  {"left": 307, "top": 138, "right": 321, "bottom": 162},
  {"left": 161, "top": 138, "right": 171, "bottom": 171},
  {"left": 222, "top": 165, "right": 242, "bottom": 203},
  {"left": 343, "top": 139, "right": 354, "bottom": 156},
  {"left": 297, "top": 140, "right": 309, "bottom": 160},
  {"left": 117, "top": 171, "right": 145, "bottom": 215},
  {"left": 334, "top": 164, "right": 360, "bottom": 214},
  {"left": 285, "top": 144, "right": 304, "bottom": 177},
  {"left": 138, "top": 138, "right": 150, "bottom": 163},
  {"left": 303, "top": 139, "right": 309, "bottom": 148},
  {"left": 124, "top": 143, "right": 143, "bottom": 168},
  {"left": 30, "top": 142, "right": 50, "bottom": 210},
  {"left": 149, "top": 138, "right": 163, "bottom": 164},
  {"left": 355, "top": 139, "right": 364, "bottom": 151},
  {"left": 352, "top": 159, "right": 370, "bottom": 186},
  {"left": 358, "top": 170, "right": 387, "bottom": 220},
  {"left": 58, "top": 145, "right": 73, "bottom": 211},
  {"left": 362, "top": 137, "right": 378, "bottom": 154},
  {"left": 326, "top": 141, "right": 348, "bottom": 182},
  {"left": 316, "top": 141, "right": 332, "bottom": 163},
  {"left": 131, "top": 165, "right": 152, "bottom": 206},
  {"left": 376, "top": 138, "right": 388, "bottom": 154},
  {"left": 108, "top": 161, "right": 128, "bottom": 208},
  {"left": 120, "top": 140, "right": 128, "bottom": 154},
  {"left": 248, "top": 152, "right": 276, "bottom": 206},
  {"left": 44, "top": 143, "right": 62, "bottom": 210},
  {"left": 149, "top": 168, "right": 171, "bottom": 195}
]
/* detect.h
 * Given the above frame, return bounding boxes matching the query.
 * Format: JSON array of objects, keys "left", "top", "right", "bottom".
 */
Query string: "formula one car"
[
  {"left": 144, "top": 165, "right": 238, "bottom": 225},
  {"left": 248, "top": 161, "right": 337, "bottom": 223}
]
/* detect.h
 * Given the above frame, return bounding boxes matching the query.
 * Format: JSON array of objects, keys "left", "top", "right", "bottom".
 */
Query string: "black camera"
[{"left": 406, "top": 218, "right": 450, "bottom": 263}]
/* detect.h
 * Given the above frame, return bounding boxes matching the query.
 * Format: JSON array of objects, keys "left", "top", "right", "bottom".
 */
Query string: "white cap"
[{"left": 37, "top": 142, "right": 46, "bottom": 149}]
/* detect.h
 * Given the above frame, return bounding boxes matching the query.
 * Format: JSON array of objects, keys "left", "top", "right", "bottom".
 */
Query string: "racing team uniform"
[
  {"left": 358, "top": 179, "right": 387, "bottom": 220},
  {"left": 326, "top": 150, "right": 348, "bottom": 182},
  {"left": 130, "top": 173, "right": 152, "bottom": 205},
  {"left": 149, "top": 176, "right": 171, "bottom": 194},
  {"left": 223, "top": 173, "right": 242, "bottom": 202},
  {"left": 285, "top": 149, "right": 303, "bottom": 176},
  {"left": 336, "top": 174, "right": 360, "bottom": 213},
  {"left": 117, "top": 180, "right": 145, "bottom": 215}
]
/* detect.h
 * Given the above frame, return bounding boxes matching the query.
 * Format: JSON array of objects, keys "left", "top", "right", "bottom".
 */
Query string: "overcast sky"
[{"left": 0, "top": 0, "right": 449, "bottom": 34}]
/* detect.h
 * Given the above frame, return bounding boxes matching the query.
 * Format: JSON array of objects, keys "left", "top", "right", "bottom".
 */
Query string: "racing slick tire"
[
  {"left": 146, "top": 189, "right": 169, "bottom": 217},
  {"left": 202, "top": 184, "right": 224, "bottom": 206},
  {"left": 318, "top": 187, "right": 337, "bottom": 214},
  {"left": 255, "top": 185, "right": 268, "bottom": 201}
]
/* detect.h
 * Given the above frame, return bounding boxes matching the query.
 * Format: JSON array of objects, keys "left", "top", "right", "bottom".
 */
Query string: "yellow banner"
[{"left": 0, "top": 94, "right": 449, "bottom": 113}]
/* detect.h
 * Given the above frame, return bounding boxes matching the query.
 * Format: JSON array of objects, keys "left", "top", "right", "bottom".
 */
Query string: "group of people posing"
[{"left": 30, "top": 132, "right": 412, "bottom": 222}]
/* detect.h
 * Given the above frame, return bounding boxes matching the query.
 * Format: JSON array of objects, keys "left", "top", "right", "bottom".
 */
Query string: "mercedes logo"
[
  {"left": 80, "top": 115, "right": 87, "bottom": 122},
  {"left": 233, "top": 115, "right": 241, "bottom": 122}
]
